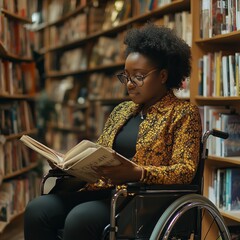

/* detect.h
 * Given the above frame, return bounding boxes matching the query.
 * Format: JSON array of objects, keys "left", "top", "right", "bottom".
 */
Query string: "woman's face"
[{"left": 124, "top": 52, "right": 168, "bottom": 105}]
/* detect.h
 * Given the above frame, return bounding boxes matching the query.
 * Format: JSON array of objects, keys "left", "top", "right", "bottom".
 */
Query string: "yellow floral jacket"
[{"left": 86, "top": 91, "right": 202, "bottom": 190}]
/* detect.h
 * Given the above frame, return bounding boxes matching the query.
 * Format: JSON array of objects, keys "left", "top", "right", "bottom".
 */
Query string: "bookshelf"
[
  {"left": 191, "top": 0, "right": 240, "bottom": 228},
  {"left": 0, "top": 1, "right": 41, "bottom": 234},
  {"left": 35, "top": 0, "right": 192, "bottom": 143}
]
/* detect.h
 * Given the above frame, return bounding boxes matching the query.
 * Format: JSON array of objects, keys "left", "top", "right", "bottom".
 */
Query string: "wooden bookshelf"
[
  {"left": 0, "top": 1, "right": 41, "bottom": 233},
  {"left": 191, "top": 0, "right": 240, "bottom": 226}
]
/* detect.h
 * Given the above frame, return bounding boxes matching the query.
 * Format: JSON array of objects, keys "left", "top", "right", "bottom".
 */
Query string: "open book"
[{"left": 20, "top": 135, "right": 135, "bottom": 183}]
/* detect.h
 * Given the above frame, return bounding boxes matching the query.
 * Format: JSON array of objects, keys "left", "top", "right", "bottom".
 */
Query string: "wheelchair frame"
[{"left": 40, "top": 129, "right": 231, "bottom": 240}]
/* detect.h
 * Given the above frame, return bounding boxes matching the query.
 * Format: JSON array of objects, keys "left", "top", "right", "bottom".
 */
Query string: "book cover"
[
  {"left": 221, "top": 114, "right": 240, "bottom": 157},
  {"left": 226, "top": 168, "right": 240, "bottom": 210},
  {"left": 211, "top": 0, "right": 224, "bottom": 36}
]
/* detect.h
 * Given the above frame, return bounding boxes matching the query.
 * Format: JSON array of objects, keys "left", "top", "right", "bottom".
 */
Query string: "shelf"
[
  {"left": 195, "top": 30, "right": 240, "bottom": 44},
  {"left": 0, "top": 93, "right": 36, "bottom": 100},
  {"left": 3, "top": 129, "right": 38, "bottom": 141},
  {"left": 0, "top": 42, "right": 33, "bottom": 62},
  {"left": 47, "top": 123, "right": 85, "bottom": 132},
  {"left": 207, "top": 156, "right": 240, "bottom": 165},
  {"left": 51, "top": 101, "right": 88, "bottom": 109},
  {"left": 1, "top": 8, "right": 32, "bottom": 24},
  {"left": 47, "top": 62, "right": 125, "bottom": 78},
  {"left": 3, "top": 162, "right": 39, "bottom": 180},
  {"left": 46, "top": 0, "right": 190, "bottom": 52},
  {"left": 89, "top": 97, "right": 130, "bottom": 104},
  {"left": 219, "top": 210, "right": 240, "bottom": 223},
  {"left": 47, "top": 4, "right": 86, "bottom": 27},
  {"left": 195, "top": 96, "right": 240, "bottom": 105}
]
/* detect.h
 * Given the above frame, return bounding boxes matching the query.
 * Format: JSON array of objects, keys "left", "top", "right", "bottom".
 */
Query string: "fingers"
[{"left": 114, "top": 154, "right": 139, "bottom": 168}]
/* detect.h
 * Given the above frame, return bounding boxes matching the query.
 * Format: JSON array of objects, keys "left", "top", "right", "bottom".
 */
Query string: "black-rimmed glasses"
[{"left": 116, "top": 68, "right": 158, "bottom": 87}]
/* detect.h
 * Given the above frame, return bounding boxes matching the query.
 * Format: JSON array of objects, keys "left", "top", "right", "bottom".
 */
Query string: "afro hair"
[{"left": 124, "top": 23, "right": 191, "bottom": 89}]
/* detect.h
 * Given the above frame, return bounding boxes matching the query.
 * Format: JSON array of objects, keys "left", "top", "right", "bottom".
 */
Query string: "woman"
[{"left": 24, "top": 23, "right": 202, "bottom": 240}]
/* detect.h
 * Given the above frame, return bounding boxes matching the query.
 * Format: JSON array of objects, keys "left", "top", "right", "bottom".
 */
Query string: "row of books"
[
  {"left": 133, "top": 0, "right": 172, "bottom": 15},
  {"left": 42, "top": 0, "right": 87, "bottom": 23},
  {"left": 198, "top": 52, "right": 240, "bottom": 97},
  {"left": 159, "top": 11, "right": 192, "bottom": 46},
  {"left": 45, "top": 130, "right": 84, "bottom": 153},
  {"left": 50, "top": 33, "right": 126, "bottom": 72},
  {"left": 88, "top": 103, "right": 115, "bottom": 140},
  {"left": 46, "top": 76, "right": 87, "bottom": 103},
  {"left": 31, "top": 28, "right": 45, "bottom": 52},
  {"left": 88, "top": 72, "right": 127, "bottom": 100},
  {"left": 0, "top": 139, "right": 36, "bottom": 177},
  {"left": 48, "top": 13, "right": 87, "bottom": 47},
  {"left": 201, "top": 0, "right": 240, "bottom": 38},
  {"left": 0, "top": 101, "right": 35, "bottom": 135},
  {"left": 89, "top": 34, "right": 126, "bottom": 68},
  {"left": 0, "top": 14, "right": 32, "bottom": 57},
  {"left": 0, "top": 171, "right": 41, "bottom": 232},
  {"left": 200, "top": 106, "right": 240, "bottom": 157},
  {"left": 41, "top": 0, "right": 176, "bottom": 27},
  {"left": 52, "top": 48, "right": 87, "bottom": 72},
  {"left": 38, "top": 0, "right": 178, "bottom": 43},
  {"left": 49, "top": 104, "right": 87, "bottom": 130},
  {"left": 45, "top": 72, "right": 126, "bottom": 137},
  {"left": 0, "top": 60, "right": 36, "bottom": 95},
  {"left": 209, "top": 167, "right": 240, "bottom": 211},
  {"left": 102, "top": 0, "right": 132, "bottom": 30},
  {"left": 0, "top": 0, "right": 37, "bottom": 19}
]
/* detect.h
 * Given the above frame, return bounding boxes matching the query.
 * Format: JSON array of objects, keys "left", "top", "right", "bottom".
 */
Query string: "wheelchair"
[{"left": 40, "top": 129, "right": 231, "bottom": 240}]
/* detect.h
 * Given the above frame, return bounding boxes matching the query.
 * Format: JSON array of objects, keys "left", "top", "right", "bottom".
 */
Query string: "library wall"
[{"left": 0, "top": 0, "right": 41, "bottom": 233}]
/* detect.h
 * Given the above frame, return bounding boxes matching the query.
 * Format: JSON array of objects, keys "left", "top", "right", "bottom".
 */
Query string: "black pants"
[{"left": 24, "top": 189, "right": 112, "bottom": 240}]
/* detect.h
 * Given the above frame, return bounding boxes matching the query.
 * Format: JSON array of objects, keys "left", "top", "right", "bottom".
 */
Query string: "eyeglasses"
[{"left": 116, "top": 68, "right": 158, "bottom": 87}]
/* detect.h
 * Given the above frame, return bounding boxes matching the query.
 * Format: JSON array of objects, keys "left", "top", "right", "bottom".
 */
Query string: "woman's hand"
[{"left": 94, "top": 153, "right": 143, "bottom": 185}]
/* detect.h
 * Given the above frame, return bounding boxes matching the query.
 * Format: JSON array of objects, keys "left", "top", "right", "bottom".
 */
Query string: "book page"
[
  {"left": 63, "top": 147, "right": 123, "bottom": 181},
  {"left": 64, "top": 140, "right": 99, "bottom": 162},
  {"left": 20, "top": 135, "right": 64, "bottom": 164},
  {"left": 61, "top": 147, "right": 98, "bottom": 168}
]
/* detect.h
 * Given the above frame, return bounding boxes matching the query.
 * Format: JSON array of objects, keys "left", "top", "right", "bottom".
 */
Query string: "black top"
[{"left": 112, "top": 113, "right": 143, "bottom": 159}]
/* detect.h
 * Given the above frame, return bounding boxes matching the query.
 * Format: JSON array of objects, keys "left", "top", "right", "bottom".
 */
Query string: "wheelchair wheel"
[{"left": 150, "top": 194, "right": 231, "bottom": 240}]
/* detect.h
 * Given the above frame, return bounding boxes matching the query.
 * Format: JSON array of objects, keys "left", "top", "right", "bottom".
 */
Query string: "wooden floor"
[{"left": 0, "top": 214, "right": 24, "bottom": 240}]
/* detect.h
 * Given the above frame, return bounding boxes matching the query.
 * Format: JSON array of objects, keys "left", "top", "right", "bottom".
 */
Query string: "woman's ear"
[{"left": 159, "top": 69, "right": 168, "bottom": 84}]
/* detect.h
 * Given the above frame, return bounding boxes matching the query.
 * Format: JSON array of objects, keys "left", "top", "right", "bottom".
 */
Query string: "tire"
[{"left": 150, "top": 194, "right": 231, "bottom": 240}]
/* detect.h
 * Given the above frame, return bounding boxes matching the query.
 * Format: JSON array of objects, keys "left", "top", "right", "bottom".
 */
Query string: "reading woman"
[{"left": 24, "top": 23, "right": 202, "bottom": 240}]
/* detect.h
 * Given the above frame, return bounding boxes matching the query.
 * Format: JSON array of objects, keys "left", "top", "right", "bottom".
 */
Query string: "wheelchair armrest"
[
  {"left": 126, "top": 182, "right": 200, "bottom": 194},
  {"left": 40, "top": 168, "right": 76, "bottom": 195}
]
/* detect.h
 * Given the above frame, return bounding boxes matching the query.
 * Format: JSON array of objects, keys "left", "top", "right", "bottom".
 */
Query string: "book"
[
  {"left": 225, "top": 168, "right": 240, "bottom": 210},
  {"left": 220, "top": 113, "right": 240, "bottom": 157},
  {"left": 20, "top": 135, "right": 136, "bottom": 183}
]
